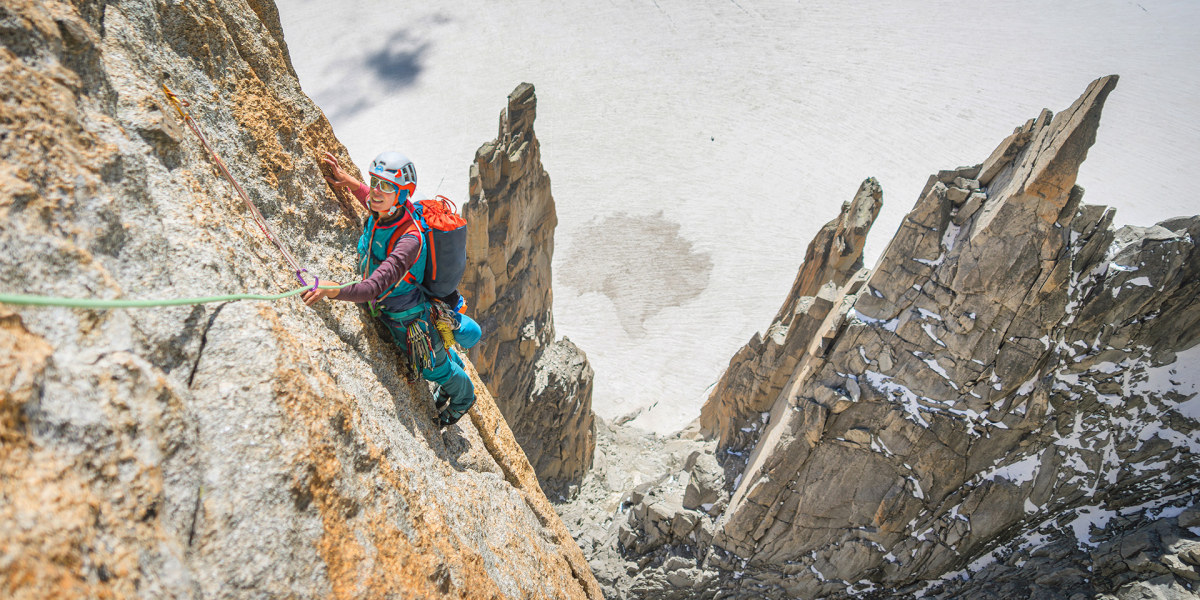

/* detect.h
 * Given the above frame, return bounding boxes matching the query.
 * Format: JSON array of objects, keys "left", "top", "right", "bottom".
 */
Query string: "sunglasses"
[{"left": 369, "top": 175, "right": 399, "bottom": 194}]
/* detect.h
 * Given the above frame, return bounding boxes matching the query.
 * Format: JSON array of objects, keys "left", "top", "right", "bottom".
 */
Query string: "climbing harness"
[
  {"left": 377, "top": 303, "right": 438, "bottom": 373},
  {"left": 161, "top": 83, "right": 317, "bottom": 290},
  {"left": 0, "top": 283, "right": 348, "bottom": 310}
]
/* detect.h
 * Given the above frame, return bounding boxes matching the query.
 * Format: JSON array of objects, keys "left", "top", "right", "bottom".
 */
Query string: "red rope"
[{"left": 162, "top": 84, "right": 310, "bottom": 286}]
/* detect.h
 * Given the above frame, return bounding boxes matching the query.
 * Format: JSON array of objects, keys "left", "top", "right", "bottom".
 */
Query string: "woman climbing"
[{"left": 304, "top": 150, "right": 479, "bottom": 427}]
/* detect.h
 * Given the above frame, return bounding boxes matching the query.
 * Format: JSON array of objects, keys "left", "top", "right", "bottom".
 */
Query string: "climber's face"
[
  {"left": 368, "top": 174, "right": 402, "bottom": 214},
  {"left": 368, "top": 186, "right": 399, "bottom": 213}
]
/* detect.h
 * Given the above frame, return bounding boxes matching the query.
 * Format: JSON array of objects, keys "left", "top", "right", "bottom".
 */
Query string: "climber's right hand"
[
  {"left": 322, "top": 152, "right": 358, "bottom": 191},
  {"left": 303, "top": 282, "right": 340, "bottom": 306}
]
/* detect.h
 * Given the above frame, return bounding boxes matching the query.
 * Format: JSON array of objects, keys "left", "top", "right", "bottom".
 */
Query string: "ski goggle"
[{"left": 369, "top": 175, "right": 399, "bottom": 194}]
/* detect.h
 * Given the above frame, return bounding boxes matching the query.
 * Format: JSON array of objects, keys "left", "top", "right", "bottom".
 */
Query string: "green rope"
[{"left": 0, "top": 283, "right": 349, "bottom": 309}]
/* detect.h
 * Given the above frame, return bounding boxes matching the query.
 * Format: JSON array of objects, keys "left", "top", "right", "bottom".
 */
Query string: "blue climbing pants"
[
  {"left": 453, "top": 313, "right": 482, "bottom": 350},
  {"left": 380, "top": 305, "right": 476, "bottom": 414}
]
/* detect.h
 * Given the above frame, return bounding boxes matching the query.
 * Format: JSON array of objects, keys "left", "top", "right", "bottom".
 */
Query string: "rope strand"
[{"left": 0, "top": 283, "right": 347, "bottom": 310}]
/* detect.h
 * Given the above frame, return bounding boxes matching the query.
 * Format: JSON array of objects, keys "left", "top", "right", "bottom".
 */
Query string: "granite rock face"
[
  {"left": 461, "top": 83, "right": 596, "bottom": 499},
  {"left": 711, "top": 74, "right": 1200, "bottom": 597},
  {"left": 921, "top": 506, "right": 1200, "bottom": 599},
  {"left": 0, "top": 2, "right": 600, "bottom": 598},
  {"left": 586, "top": 76, "right": 1200, "bottom": 599}
]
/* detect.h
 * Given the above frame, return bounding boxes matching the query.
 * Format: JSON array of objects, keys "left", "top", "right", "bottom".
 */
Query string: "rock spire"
[
  {"left": 461, "top": 82, "right": 597, "bottom": 498},
  {"left": 567, "top": 75, "right": 1200, "bottom": 599}
]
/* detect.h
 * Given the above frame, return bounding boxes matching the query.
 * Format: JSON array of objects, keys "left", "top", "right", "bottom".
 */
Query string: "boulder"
[{"left": 682, "top": 450, "right": 726, "bottom": 511}]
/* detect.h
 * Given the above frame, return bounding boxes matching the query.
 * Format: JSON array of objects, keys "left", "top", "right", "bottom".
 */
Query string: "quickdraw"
[
  {"left": 162, "top": 83, "right": 318, "bottom": 291},
  {"left": 405, "top": 318, "right": 435, "bottom": 373}
]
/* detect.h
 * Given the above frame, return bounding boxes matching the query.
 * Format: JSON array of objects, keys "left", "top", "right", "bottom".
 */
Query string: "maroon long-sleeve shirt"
[{"left": 336, "top": 183, "right": 422, "bottom": 306}]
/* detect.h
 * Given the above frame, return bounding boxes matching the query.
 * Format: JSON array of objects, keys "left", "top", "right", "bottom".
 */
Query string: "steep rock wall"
[
  {"left": 461, "top": 83, "right": 596, "bottom": 498},
  {"left": 0, "top": 2, "right": 600, "bottom": 598},
  {"left": 704, "top": 74, "right": 1200, "bottom": 597}
]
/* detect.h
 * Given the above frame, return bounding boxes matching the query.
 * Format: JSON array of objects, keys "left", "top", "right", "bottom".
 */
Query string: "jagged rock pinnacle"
[{"left": 462, "top": 83, "right": 597, "bottom": 498}]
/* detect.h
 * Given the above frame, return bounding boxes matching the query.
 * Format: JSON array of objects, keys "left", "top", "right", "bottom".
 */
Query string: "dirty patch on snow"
[{"left": 560, "top": 212, "right": 712, "bottom": 335}]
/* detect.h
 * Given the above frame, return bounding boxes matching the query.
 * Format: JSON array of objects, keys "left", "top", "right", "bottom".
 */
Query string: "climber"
[{"left": 303, "top": 150, "right": 479, "bottom": 427}]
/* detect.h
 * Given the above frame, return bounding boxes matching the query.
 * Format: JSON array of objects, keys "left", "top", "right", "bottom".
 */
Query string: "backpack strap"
[
  {"left": 408, "top": 202, "right": 438, "bottom": 287},
  {"left": 428, "top": 226, "right": 438, "bottom": 281},
  {"left": 387, "top": 224, "right": 422, "bottom": 285},
  {"left": 370, "top": 209, "right": 424, "bottom": 303}
]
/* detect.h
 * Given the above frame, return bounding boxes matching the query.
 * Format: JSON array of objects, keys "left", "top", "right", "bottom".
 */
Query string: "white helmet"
[{"left": 368, "top": 151, "right": 417, "bottom": 200}]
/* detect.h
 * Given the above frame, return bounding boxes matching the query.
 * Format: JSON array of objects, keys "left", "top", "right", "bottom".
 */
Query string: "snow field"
[{"left": 278, "top": 0, "right": 1200, "bottom": 433}]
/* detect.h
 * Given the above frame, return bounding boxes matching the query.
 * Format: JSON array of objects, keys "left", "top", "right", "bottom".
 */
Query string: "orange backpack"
[{"left": 407, "top": 196, "right": 468, "bottom": 298}]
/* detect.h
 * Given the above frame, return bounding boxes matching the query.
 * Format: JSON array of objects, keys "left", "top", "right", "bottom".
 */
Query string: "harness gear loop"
[
  {"left": 430, "top": 299, "right": 458, "bottom": 350},
  {"left": 376, "top": 303, "right": 436, "bottom": 377},
  {"left": 406, "top": 318, "right": 434, "bottom": 373},
  {"left": 161, "top": 83, "right": 314, "bottom": 288}
]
